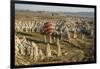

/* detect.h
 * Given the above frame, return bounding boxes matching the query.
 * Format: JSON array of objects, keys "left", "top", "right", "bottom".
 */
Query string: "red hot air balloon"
[
  {"left": 42, "top": 22, "right": 55, "bottom": 43},
  {"left": 43, "top": 22, "right": 55, "bottom": 36}
]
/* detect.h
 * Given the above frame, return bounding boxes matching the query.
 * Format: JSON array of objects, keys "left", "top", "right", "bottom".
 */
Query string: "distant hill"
[
  {"left": 63, "top": 12, "right": 94, "bottom": 18},
  {"left": 16, "top": 10, "right": 94, "bottom": 18}
]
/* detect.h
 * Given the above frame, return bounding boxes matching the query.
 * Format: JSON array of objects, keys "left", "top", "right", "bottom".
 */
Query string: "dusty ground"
[{"left": 15, "top": 32, "right": 95, "bottom": 66}]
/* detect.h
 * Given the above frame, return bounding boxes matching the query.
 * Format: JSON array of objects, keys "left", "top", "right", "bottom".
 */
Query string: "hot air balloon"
[{"left": 42, "top": 22, "right": 55, "bottom": 44}]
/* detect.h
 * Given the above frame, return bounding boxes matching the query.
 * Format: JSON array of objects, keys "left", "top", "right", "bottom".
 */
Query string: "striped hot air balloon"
[
  {"left": 43, "top": 22, "right": 55, "bottom": 35},
  {"left": 43, "top": 22, "right": 62, "bottom": 57},
  {"left": 43, "top": 22, "right": 55, "bottom": 43}
]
